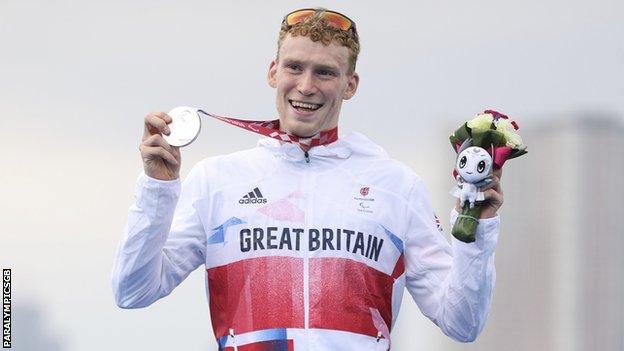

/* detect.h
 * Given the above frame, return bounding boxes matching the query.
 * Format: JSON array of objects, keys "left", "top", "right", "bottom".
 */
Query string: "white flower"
[
  {"left": 494, "top": 119, "right": 524, "bottom": 148},
  {"left": 467, "top": 113, "right": 494, "bottom": 131},
  {"left": 496, "top": 118, "right": 515, "bottom": 133},
  {"left": 504, "top": 132, "right": 524, "bottom": 148}
]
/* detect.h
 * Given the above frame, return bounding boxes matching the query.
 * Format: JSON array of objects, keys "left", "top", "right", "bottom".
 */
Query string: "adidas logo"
[{"left": 239, "top": 187, "right": 267, "bottom": 204}]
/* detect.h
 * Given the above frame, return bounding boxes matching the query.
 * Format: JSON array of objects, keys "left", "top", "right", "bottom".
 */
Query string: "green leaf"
[
  {"left": 508, "top": 148, "right": 528, "bottom": 160},
  {"left": 471, "top": 129, "right": 506, "bottom": 148},
  {"left": 449, "top": 123, "right": 471, "bottom": 151}
]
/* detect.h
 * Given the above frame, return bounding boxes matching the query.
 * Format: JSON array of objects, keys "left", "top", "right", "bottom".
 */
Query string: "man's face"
[{"left": 267, "top": 34, "right": 359, "bottom": 138}]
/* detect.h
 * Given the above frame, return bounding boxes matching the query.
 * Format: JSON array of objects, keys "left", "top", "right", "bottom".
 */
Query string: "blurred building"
[{"left": 428, "top": 113, "right": 624, "bottom": 351}]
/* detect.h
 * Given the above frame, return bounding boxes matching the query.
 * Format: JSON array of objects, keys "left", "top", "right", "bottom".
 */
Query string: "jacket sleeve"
[
  {"left": 403, "top": 179, "right": 499, "bottom": 342},
  {"left": 111, "top": 166, "right": 207, "bottom": 309}
]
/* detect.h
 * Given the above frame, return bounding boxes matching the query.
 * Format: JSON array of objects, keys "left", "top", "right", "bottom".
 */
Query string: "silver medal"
[{"left": 163, "top": 106, "right": 201, "bottom": 147}]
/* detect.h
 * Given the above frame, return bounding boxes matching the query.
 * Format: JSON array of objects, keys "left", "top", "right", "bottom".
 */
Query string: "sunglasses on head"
[{"left": 282, "top": 8, "right": 357, "bottom": 34}]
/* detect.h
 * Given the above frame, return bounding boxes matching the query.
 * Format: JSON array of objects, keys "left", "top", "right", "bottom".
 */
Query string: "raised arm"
[
  {"left": 403, "top": 178, "right": 501, "bottom": 342},
  {"left": 111, "top": 111, "right": 207, "bottom": 308}
]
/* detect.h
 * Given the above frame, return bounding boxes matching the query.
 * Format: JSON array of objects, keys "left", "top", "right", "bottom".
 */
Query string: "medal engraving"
[{"left": 163, "top": 106, "right": 201, "bottom": 147}]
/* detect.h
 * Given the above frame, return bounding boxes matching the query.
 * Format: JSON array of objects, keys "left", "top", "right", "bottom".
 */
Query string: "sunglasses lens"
[
  {"left": 285, "top": 9, "right": 353, "bottom": 32},
  {"left": 323, "top": 12, "right": 352, "bottom": 31},
  {"left": 286, "top": 10, "right": 315, "bottom": 26}
]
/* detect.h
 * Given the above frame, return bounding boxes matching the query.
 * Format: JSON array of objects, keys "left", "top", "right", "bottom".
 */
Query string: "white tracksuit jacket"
[{"left": 112, "top": 132, "right": 499, "bottom": 351}]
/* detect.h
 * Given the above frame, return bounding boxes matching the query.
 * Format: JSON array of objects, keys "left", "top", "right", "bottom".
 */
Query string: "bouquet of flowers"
[{"left": 449, "top": 110, "right": 527, "bottom": 243}]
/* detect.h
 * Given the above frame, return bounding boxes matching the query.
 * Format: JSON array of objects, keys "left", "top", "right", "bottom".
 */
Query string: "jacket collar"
[{"left": 257, "top": 132, "right": 387, "bottom": 162}]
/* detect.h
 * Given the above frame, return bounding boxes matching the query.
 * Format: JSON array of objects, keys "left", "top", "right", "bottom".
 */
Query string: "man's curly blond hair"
[{"left": 277, "top": 9, "right": 360, "bottom": 75}]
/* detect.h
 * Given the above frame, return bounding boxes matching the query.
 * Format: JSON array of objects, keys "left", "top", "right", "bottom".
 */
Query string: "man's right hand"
[{"left": 140, "top": 111, "right": 181, "bottom": 181}]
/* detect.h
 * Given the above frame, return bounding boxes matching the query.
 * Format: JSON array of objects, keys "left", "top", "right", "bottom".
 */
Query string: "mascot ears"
[{"left": 454, "top": 138, "right": 513, "bottom": 169}]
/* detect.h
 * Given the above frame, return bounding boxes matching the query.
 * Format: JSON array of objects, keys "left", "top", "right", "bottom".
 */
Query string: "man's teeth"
[{"left": 291, "top": 101, "right": 321, "bottom": 110}]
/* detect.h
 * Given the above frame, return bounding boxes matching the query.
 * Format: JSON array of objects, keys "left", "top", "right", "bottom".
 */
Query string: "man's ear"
[
  {"left": 267, "top": 59, "right": 278, "bottom": 88},
  {"left": 342, "top": 72, "right": 359, "bottom": 100}
]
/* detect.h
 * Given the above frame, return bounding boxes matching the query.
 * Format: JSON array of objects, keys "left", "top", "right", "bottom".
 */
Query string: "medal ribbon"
[{"left": 197, "top": 109, "right": 338, "bottom": 152}]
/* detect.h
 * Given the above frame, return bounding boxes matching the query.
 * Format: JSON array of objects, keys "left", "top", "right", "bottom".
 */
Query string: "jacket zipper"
[
  {"left": 229, "top": 329, "right": 238, "bottom": 351},
  {"left": 303, "top": 158, "right": 313, "bottom": 350}
]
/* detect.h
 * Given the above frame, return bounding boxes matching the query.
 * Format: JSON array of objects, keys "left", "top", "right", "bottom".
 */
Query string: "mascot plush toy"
[{"left": 452, "top": 140, "right": 494, "bottom": 209}]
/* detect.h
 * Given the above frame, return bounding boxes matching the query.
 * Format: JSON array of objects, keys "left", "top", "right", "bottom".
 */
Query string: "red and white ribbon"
[{"left": 197, "top": 109, "right": 338, "bottom": 152}]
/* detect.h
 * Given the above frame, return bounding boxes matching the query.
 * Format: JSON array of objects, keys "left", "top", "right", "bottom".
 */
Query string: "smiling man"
[
  {"left": 268, "top": 17, "right": 359, "bottom": 139},
  {"left": 113, "top": 8, "right": 503, "bottom": 351}
]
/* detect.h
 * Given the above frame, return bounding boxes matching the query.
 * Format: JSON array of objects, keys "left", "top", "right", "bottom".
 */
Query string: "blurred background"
[{"left": 1, "top": 0, "right": 622, "bottom": 350}]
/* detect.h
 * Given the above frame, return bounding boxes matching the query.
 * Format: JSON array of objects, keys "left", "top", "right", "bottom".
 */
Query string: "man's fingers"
[
  {"left": 151, "top": 111, "right": 173, "bottom": 123},
  {"left": 138, "top": 110, "right": 181, "bottom": 181},
  {"left": 483, "top": 188, "right": 504, "bottom": 206},
  {"left": 143, "top": 112, "right": 172, "bottom": 138},
  {"left": 141, "top": 145, "right": 179, "bottom": 166},
  {"left": 482, "top": 175, "right": 501, "bottom": 191},
  {"left": 493, "top": 167, "right": 503, "bottom": 180},
  {"left": 140, "top": 134, "right": 181, "bottom": 163},
  {"left": 142, "top": 134, "right": 174, "bottom": 151},
  {"left": 483, "top": 188, "right": 501, "bottom": 200}
]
